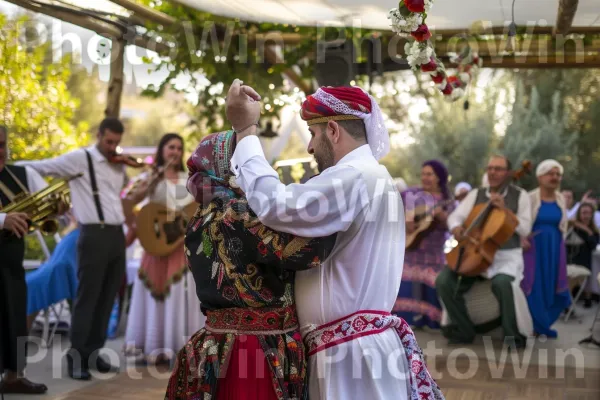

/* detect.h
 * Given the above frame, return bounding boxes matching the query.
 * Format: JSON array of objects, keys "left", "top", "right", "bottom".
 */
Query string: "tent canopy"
[{"left": 174, "top": 0, "right": 599, "bottom": 31}]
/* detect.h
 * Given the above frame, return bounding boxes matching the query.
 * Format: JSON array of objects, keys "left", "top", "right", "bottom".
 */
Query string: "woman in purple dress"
[{"left": 393, "top": 160, "right": 455, "bottom": 329}]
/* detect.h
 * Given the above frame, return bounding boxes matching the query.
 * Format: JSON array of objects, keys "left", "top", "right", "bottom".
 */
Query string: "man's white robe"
[{"left": 231, "top": 137, "right": 410, "bottom": 399}]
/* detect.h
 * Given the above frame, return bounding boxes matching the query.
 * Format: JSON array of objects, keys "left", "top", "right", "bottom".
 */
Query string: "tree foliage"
[
  {"left": 500, "top": 81, "right": 578, "bottom": 190},
  {"left": 0, "top": 14, "right": 91, "bottom": 161}
]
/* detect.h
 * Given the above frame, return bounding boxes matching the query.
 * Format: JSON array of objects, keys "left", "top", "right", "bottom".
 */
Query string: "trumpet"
[{"left": 1, "top": 173, "right": 83, "bottom": 236}]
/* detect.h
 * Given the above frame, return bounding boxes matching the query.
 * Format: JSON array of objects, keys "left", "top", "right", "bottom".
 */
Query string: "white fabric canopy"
[{"left": 175, "top": 0, "right": 599, "bottom": 30}]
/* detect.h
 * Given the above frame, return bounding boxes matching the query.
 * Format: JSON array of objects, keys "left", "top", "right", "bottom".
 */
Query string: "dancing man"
[{"left": 227, "top": 80, "right": 443, "bottom": 399}]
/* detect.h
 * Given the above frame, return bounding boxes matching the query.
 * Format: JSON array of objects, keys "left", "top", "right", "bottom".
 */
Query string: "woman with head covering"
[
  {"left": 454, "top": 182, "right": 472, "bottom": 204},
  {"left": 165, "top": 131, "right": 336, "bottom": 399},
  {"left": 392, "top": 159, "right": 455, "bottom": 329},
  {"left": 522, "top": 159, "right": 571, "bottom": 338}
]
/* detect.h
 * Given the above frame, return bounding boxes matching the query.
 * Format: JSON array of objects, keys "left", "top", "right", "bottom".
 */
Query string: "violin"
[
  {"left": 110, "top": 154, "right": 147, "bottom": 169},
  {"left": 445, "top": 160, "right": 532, "bottom": 277}
]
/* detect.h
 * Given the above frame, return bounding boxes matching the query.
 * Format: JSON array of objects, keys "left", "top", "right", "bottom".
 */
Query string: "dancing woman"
[{"left": 165, "top": 130, "right": 336, "bottom": 399}]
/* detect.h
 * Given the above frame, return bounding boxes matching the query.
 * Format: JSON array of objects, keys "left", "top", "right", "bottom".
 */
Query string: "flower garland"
[{"left": 388, "top": 0, "right": 483, "bottom": 101}]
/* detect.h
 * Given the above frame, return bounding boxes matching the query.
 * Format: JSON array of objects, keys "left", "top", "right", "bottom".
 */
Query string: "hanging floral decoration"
[{"left": 388, "top": 0, "right": 483, "bottom": 101}]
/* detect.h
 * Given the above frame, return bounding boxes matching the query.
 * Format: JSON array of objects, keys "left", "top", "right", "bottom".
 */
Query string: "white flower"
[
  {"left": 437, "top": 78, "right": 448, "bottom": 90},
  {"left": 459, "top": 72, "right": 471, "bottom": 84},
  {"left": 388, "top": 8, "right": 422, "bottom": 34},
  {"left": 448, "top": 52, "right": 459, "bottom": 64},
  {"left": 449, "top": 87, "right": 465, "bottom": 101},
  {"left": 405, "top": 41, "right": 433, "bottom": 69},
  {"left": 424, "top": 0, "right": 435, "bottom": 13}
]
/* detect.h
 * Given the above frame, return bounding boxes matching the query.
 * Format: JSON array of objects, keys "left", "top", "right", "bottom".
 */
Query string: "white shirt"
[
  {"left": 135, "top": 170, "right": 195, "bottom": 210},
  {"left": 231, "top": 136, "right": 410, "bottom": 400},
  {"left": 0, "top": 166, "right": 48, "bottom": 229},
  {"left": 17, "top": 146, "right": 127, "bottom": 225},
  {"left": 447, "top": 187, "right": 532, "bottom": 279},
  {"left": 444, "top": 186, "right": 534, "bottom": 337}
]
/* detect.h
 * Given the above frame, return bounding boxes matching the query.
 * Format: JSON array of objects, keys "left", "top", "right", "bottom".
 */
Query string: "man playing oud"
[{"left": 435, "top": 155, "right": 533, "bottom": 349}]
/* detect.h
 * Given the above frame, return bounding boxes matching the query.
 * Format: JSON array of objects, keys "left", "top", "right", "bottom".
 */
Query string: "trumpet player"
[
  {"left": 0, "top": 126, "right": 49, "bottom": 395},
  {"left": 17, "top": 117, "right": 128, "bottom": 381}
]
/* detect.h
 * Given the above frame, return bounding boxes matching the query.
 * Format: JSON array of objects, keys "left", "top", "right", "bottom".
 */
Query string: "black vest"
[
  {"left": 0, "top": 165, "right": 29, "bottom": 207},
  {"left": 474, "top": 185, "right": 522, "bottom": 250},
  {"left": 0, "top": 165, "right": 29, "bottom": 245}
]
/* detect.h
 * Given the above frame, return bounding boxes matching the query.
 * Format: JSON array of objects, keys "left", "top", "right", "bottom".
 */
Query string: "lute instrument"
[
  {"left": 135, "top": 201, "right": 198, "bottom": 257},
  {"left": 445, "top": 160, "right": 532, "bottom": 277},
  {"left": 405, "top": 198, "right": 455, "bottom": 250}
]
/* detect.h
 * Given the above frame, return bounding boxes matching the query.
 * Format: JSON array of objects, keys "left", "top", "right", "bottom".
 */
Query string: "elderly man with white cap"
[{"left": 521, "top": 159, "right": 571, "bottom": 338}]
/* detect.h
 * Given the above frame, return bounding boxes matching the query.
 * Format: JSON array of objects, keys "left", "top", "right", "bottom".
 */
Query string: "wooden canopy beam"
[
  {"left": 4, "top": 0, "right": 171, "bottom": 52},
  {"left": 438, "top": 53, "right": 600, "bottom": 68},
  {"left": 108, "top": 0, "right": 176, "bottom": 27},
  {"left": 555, "top": 0, "right": 580, "bottom": 35}
]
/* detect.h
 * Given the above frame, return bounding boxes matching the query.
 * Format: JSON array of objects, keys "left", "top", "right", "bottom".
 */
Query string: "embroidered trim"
[
  {"left": 304, "top": 310, "right": 445, "bottom": 400},
  {"left": 306, "top": 114, "right": 362, "bottom": 126},
  {"left": 206, "top": 305, "right": 299, "bottom": 335}
]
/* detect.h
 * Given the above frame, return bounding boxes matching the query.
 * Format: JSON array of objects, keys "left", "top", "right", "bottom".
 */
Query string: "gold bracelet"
[{"left": 233, "top": 122, "right": 259, "bottom": 134}]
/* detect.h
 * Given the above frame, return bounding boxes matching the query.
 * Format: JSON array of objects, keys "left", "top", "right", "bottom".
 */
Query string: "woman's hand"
[
  {"left": 406, "top": 220, "right": 416, "bottom": 234},
  {"left": 521, "top": 236, "right": 531, "bottom": 251},
  {"left": 573, "top": 220, "right": 594, "bottom": 236},
  {"left": 433, "top": 206, "right": 448, "bottom": 223}
]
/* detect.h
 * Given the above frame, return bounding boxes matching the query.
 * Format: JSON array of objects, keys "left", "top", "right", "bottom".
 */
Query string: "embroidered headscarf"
[
  {"left": 300, "top": 86, "right": 390, "bottom": 160},
  {"left": 187, "top": 130, "right": 242, "bottom": 206}
]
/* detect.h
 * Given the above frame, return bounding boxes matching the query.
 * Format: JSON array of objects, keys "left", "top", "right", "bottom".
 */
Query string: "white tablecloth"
[{"left": 126, "top": 238, "right": 144, "bottom": 286}]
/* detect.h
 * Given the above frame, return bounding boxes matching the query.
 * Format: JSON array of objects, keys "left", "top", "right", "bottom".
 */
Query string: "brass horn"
[{"left": 1, "top": 173, "right": 83, "bottom": 236}]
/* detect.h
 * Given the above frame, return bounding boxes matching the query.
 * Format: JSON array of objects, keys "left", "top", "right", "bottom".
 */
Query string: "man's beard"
[{"left": 314, "top": 134, "right": 335, "bottom": 173}]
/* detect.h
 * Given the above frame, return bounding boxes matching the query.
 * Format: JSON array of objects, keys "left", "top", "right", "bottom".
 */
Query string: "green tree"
[
  {"left": 0, "top": 14, "right": 91, "bottom": 160},
  {"left": 500, "top": 82, "right": 578, "bottom": 191}
]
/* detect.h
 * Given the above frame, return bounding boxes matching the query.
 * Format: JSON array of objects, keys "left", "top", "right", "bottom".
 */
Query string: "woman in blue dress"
[{"left": 522, "top": 159, "right": 571, "bottom": 338}]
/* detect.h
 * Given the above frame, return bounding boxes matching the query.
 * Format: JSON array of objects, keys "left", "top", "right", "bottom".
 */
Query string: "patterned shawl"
[{"left": 187, "top": 130, "right": 241, "bottom": 206}]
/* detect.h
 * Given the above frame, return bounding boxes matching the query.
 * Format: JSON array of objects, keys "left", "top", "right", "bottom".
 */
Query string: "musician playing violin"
[
  {"left": 18, "top": 117, "right": 129, "bottom": 379},
  {"left": 393, "top": 160, "right": 455, "bottom": 330},
  {"left": 122, "top": 133, "right": 204, "bottom": 365},
  {"left": 435, "top": 155, "right": 534, "bottom": 349}
]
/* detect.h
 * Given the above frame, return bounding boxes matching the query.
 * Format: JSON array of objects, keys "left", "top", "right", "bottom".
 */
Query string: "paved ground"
[{"left": 3, "top": 301, "right": 600, "bottom": 399}]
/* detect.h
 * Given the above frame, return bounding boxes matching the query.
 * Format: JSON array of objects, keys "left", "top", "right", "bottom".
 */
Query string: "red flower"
[
  {"left": 431, "top": 72, "right": 445, "bottom": 84},
  {"left": 420, "top": 57, "right": 437, "bottom": 72},
  {"left": 442, "top": 83, "right": 453, "bottom": 95},
  {"left": 404, "top": 0, "right": 425, "bottom": 13},
  {"left": 411, "top": 24, "right": 431, "bottom": 41},
  {"left": 447, "top": 75, "right": 463, "bottom": 88},
  {"left": 274, "top": 250, "right": 283, "bottom": 259},
  {"left": 257, "top": 241, "right": 267, "bottom": 256}
]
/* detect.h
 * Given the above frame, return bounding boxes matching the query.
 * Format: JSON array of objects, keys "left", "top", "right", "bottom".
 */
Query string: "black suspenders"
[{"left": 84, "top": 150, "right": 105, "bottom": 226}]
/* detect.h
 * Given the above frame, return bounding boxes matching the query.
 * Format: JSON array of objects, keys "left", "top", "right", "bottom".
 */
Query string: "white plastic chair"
[{"left": 564, "top": 264, "right": 592, "bottom": 322}]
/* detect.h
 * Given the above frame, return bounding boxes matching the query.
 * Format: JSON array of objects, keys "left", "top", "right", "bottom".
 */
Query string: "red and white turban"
[{"left": 300, "top": 86, "right": 390, "bottom": 160}]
